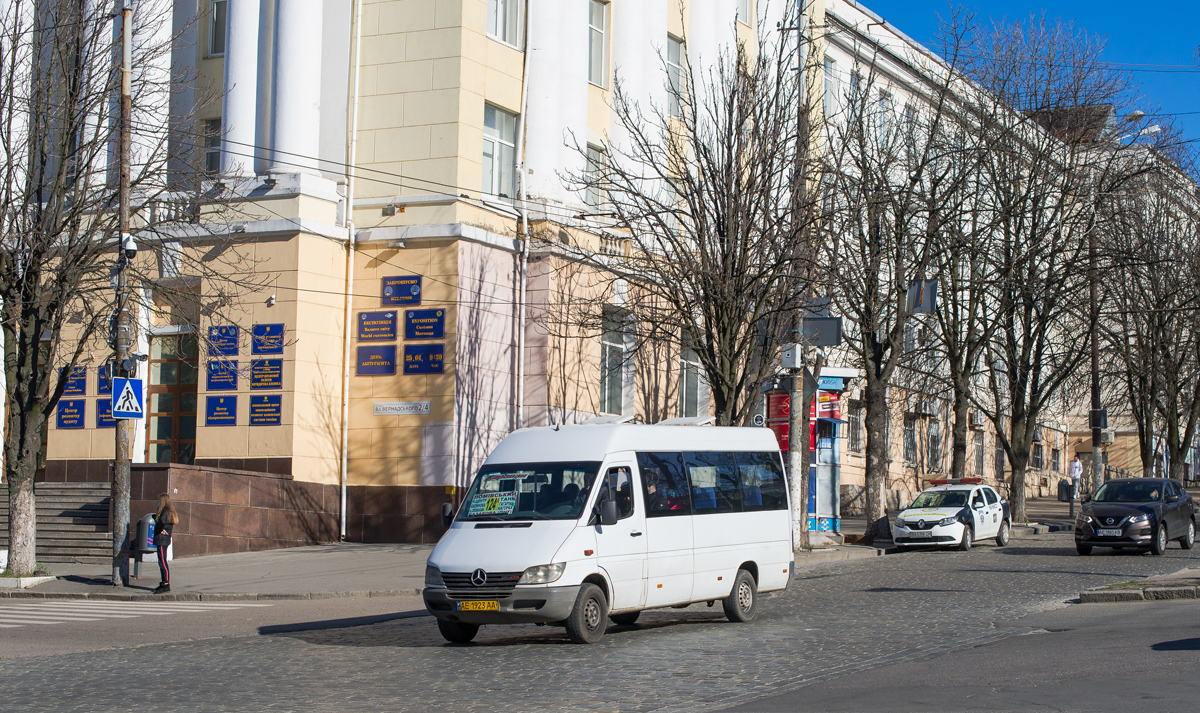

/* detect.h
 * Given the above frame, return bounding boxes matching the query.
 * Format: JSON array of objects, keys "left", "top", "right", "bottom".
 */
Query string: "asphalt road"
[{"left": 1, "top": 531, "right": 1197, "bottom": 712}]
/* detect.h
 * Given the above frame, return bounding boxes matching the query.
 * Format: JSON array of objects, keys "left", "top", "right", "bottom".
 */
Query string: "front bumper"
[
  {"left": 893, "top": 520, "right": 965, "bottom": 546},
  {"left": 423, "top": 584, "right": 580, "bottom": 625},
  {"left": 1076, "top": 522, "right": 1153, "bottom": 547}
]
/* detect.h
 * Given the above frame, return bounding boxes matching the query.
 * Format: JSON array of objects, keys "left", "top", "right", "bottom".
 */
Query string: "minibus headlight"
[
  {"left": 518, "top": 563, "right": 566, "bottom": 585},
  {"left": 424, "top": 565, "right": 444, "bottom": 586}
]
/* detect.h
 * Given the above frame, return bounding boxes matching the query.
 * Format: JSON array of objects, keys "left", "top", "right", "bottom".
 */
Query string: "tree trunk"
[
  {"left": 949, "top": 380, "right": 970, "bottom": 479},
  {"left": 1009, "top": 457, "right": 1028, "bottom": 524},
  {"left": 862, "top": 378, "right": 890, "bottom": 542},
  {"left": 789, "top": 383, "right": 812, "bottom": 552},
  {"left": 4, "top": 435, "right": 39, "bottom": 576}
]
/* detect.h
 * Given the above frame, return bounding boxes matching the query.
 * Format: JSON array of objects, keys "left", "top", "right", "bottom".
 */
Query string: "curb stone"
[
  {"left": 1143, "top": 586, "right": 1198, "bottom": 601},
  {"left": 1079, "top": 589, "right": 1145, "bottom": 603}
]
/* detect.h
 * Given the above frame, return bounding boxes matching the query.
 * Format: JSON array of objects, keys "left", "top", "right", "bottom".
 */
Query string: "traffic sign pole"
[{"left": 111, "top": 3, "right": 133, "bottom": 587}]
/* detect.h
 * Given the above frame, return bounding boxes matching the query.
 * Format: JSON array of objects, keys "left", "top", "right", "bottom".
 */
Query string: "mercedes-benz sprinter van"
[{"left": 423, "top": 424, "right": 794, "bottom": 644}]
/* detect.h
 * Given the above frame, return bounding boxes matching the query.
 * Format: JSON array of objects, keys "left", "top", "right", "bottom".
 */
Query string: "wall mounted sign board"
[
  {"left": 382, "top": 275, "right": 421, "bottom": 306},
  {"left": 205, "top": 395, "right": 237, "bottom": 426},
  {"left": 373, "top": 401, "right": 432, "bottom": 416},
  {"left": 357, "top": 345, "right": 397, "bottom": 376},
  {"left": 249, "top": 395, "right": 282, "bottom": 426},
  {"left": 251, "top": 324, "right": 285, "bottom": 355},
  {"left": 56, "top": 399, "right": 85, "bottom": 429},
  {"left": 206, "top": 361, "right": 238, "bottom": 391},
  {"left": 357, "top": 311, "right": 398, "bottom": 341},
  {"left": 96, "top": 399, "right": 115, "bottom": 429},
  {"left": 208, "top": 325, "right": 239, "bottom": 356},
  {"left": 404, "top": 344, "right": 444, "bottom": 374},
  {"left": 250, "top": 359, "right": 283, "bottom": 389},
  {"left": 405, "top": 309, "right": 445, "bottom": 340},
  {"left": 61, "top": 366, "right": 87, "bottom": 395}
]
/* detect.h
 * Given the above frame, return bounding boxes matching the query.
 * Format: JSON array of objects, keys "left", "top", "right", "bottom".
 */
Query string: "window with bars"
[
  {"left": 848, "top": 404, "right": 863, "bottom": 453},
  {"left": 1031, "top": 443, "right": 1044, "bottom": 470},
  {"left": 487, "top": 0, "right": 523, "bottom": 47},
  {"left": 1052, "top": 447, "right": 1061, "bottom": 473},
  {"left": 588, "top": 1, "right": 608, "bottom": 87},
  {"left": 483, "top": 104, "right": 518, "bottom": 199},
  {"left": 679, "top": 347, "right": 701, "bottom": 418},
  {"left": 927, "top": 419, "right": 941, "bottom": 471},
  {"left": 974, "top": 430, "right": 985, "bottom": 476},
  {"left": 903, "top": 416, "right": 917, "bottom": 464},
  {"left": 147, "top": 334, "right": 199, "bottom": 465}
]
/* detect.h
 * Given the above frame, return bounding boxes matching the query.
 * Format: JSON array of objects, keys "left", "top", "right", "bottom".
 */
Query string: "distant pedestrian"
[
  {"left": 1069, "top": 455, "right": 1083, "bottom": 498},
  {"left": 153, "top": 494, "right": 178, "bottom": 594}
]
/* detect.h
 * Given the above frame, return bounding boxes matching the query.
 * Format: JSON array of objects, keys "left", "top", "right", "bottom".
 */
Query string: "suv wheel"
[{"left": 1150, "top": 524, "right": 1168, "bottom": 556}]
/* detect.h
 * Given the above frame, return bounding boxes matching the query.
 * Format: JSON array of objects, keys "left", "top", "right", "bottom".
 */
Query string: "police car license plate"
[
  {"left": 908, "top": 531, "right": 932, "bottom": 539},
  {"left": 457, "top": 600, "right": 498, "bottom": 611},
  {"left": 1097, "top": 528, "right": 1123, "bottom": 537}
]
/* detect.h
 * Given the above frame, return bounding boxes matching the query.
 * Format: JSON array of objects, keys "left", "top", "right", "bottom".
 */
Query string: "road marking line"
[{"left": 0, "top": 617, "right": 82, "bottom": 625}]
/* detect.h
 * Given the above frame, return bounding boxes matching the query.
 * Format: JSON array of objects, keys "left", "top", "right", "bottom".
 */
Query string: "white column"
[
  {"left": 220, "top": 0, "right": 259, "bottom": 176},
  {"left": 268, "top": 0, "right": 322, "bottom": 174},
  {"left": 254, "top": 0, "right": 276, "bottom": 175},
  {"left": 522, "top": 0, "right": 564, "bottom": 202},
  {"left": 559, "top": 0, "right": 589, "bottom": 205}
]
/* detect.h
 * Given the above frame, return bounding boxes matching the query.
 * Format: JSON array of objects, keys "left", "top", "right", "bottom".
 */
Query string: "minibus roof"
[{"left": 484, "top": 424, "right": 782, "bottom": 465}]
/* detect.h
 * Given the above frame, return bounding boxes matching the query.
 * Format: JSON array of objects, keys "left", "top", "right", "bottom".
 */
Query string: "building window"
[
  {"left": 208, "top": 0, "right": 227, "bottom": 57},
  {"left": 737, "top": 0, "right": 752, "bottom": 24},
  {"left": 487, "top": 0, "right": 523, "bottom": 47},
  {"left": 679, "top": 347, "right": 700, "bottom": 418},
  {"left": 667, "top": 36, "right": 684, "bottom": 118},
  {"left": 203, "top": 118, "right": 222, "bottom": 175},
  {"left": 585, "top": 145, "right": 606, "bottom": 208},
  {"left": 483, "top": 104, "right": 518, "bottom": 199},
  {"left": 1031, "top": 443, "right": 1044, "bottom": 470},
  {"left": 823, "top": 57, "right": 837, "bottom": 120},
  {"left": 876, "top": 90, "right": 893, "bottom": 147},
  {"left": 974, "top": 431, "right": 985, "bottom": 476},
  {"left": 147, "top": 335, "right": 199, "bottom": 465},
  {"left": 601, "top": 312, "right": 628, "bottom": 415},
  {"left": 588, "top": 0, "right": 608, "bottom": 87},
  {"left": 927, "top": 419, "right": 941, "bottom": 471},
  {"left": 996, "top": 441, "right": 1006, "bottom": 480},
  {"left": 1051, "top": 447, "right": 1061, "bottom": 473},
  {"left": 847, "top": 404, "right": 863, "bottom": 453},
  {"left": 903, "top": 415, "right": 917, "bottom": 464}
]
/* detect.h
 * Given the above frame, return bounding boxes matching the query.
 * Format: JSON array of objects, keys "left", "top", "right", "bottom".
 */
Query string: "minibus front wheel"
[
  {"left": 437, "top": 619, "right": 480, "bottom": 644},
  {"left": 722, "top": 569, "right": 758, "bottom": 623},
  {"left": 566, "top": 583, "right": 609, "bottom": 644}
]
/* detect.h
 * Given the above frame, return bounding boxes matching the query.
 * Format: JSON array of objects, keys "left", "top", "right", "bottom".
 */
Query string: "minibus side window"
[
  {"left": 636, "top": 452, "right": 692, "bottom": 516},
  {"left": 737, "top": 451, "right": 788, "bottom": 511},
  {"left": 683, "top": 451, "right": 741, "bottom": 514}
]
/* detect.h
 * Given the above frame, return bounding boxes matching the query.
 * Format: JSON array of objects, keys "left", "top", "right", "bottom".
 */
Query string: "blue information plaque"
[
  {"left": 205, "top": 395, "right": 238, "bottom": 426},
  {"left": 357, "top": 345, "right": 397, "bottom": 376},
  {"left": 405, "top": 309, "right": 445, "bottom": 340},
  {"left": 206, "top": 360, "right": 238, "bottom": 391},
  {"left": 382, "top": 276, "right": 421, "bottom": 306},
  {"left": 249, "top": 395, "right": 282, "bottom": 426},
  {"left": 250, "top": 359, "right": 283, "bottom": 389},
  {"left": 96, "top": 399, "right": 115, "bottom": 429},
  {"left": 56, "top": 399, "right": 85, "bottom": 429},
  {"left": 357, "top": 311, "right": 398, "bottom": 341},
  {"left": 61, "top": 366, "right": 87, "bottom": 395},
  {"left": 403, "top": 344, "right": 444, "bottom": 375},
  {"left": 252, "top": 324, "right": 285, "bottom": 355},
  {"left": 208, "top": 325, "right": 239, "bottom": 356},
  {"left": 97, "top": 365, "right": 112, "bottom": 395}
]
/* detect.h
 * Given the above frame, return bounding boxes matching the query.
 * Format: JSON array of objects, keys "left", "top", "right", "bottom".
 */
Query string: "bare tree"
[{"left": 1, "top": 0, "right": 262, "bottom": 576}]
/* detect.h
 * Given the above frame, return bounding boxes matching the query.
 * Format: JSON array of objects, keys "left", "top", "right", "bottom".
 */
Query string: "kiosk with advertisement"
[{"left": 764, "top": 377, "right": 848, "bottom": 534}]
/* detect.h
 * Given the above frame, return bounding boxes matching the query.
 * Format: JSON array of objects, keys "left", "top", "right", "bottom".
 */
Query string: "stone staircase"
[{"left": 0, "top": 482, "right": 113, "bottom": 564}]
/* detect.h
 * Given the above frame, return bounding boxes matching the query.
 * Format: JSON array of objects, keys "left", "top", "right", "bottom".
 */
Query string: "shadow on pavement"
[
  {"left": 863, "top": 587, "right": 970, "bottom": 593},
  {"left": 1152, "top": 637, "right": 1200, "bottom": 651}
]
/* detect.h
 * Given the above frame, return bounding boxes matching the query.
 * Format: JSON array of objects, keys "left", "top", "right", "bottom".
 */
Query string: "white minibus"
[{"left": 423, "top": 424, "right": 794, "bottom": 644}]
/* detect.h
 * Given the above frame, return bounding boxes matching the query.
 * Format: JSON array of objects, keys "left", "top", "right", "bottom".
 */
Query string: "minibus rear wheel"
[
  {"left": 722, "top": 569, "right": 757, "bottom": 623},
  {"left": 566, "top": 583, "right": 609, "bottom": 644},
  {"left": 437, "top": 619, "right": 479, "bottom": 644}
]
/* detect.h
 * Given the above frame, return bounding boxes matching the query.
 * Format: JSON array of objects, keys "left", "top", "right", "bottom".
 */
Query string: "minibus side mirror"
[
  {"left": 1081, "top": 493, "right": 1091, "bottom": 504},
  {"left": 599, "top": 499, "right": 619, "bottom": 527},
  {"left": 441, "top": 502, "right": 454, "bottom": 528}
]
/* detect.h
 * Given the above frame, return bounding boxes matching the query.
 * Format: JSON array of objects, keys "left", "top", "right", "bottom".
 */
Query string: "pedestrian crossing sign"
[{"left": 111, "top": 378, "right": 144, "bottom": 419}]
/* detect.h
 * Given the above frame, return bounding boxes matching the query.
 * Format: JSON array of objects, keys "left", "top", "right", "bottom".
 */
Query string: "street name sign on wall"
[
  {"left": 403, "top": 344, "right": 444, "bottom": 374},
  {"left": 250, "top": 359, "right": 283, "bottom": 389},
  {"left": 111, "top": 378, "right": 144, "bottom": 419},
  {"left": 249, "top": 395, "right": 282, "bottom": 426},
  {"left": 373, "top": 401, "right": 432, "bottom": 416},
  {"left": 357, "top": 311, "right": 398, "bottom": 341},
  {"left": 357, "top": 345, "right": 397, "bottom": 376},
  {"left": 208, "top": 325, "right": 239, "bottom": 356},
  {"left": 405, "top": 309, "right": 445, "bottom": 340},
  {"left": 96, "top": 399, "right": 115, "bottom": 429},
  {"left": 56, "top": 399, "right": 85, "bottom": 429},
  {"left": 205, "top": 395, "right": 237, "bottom": 426},
  {"left": 382, "top": 275, "right": 421, "bottom": 306},
  {"left": 61, "top": 366, "right": 87, "bottom": 395}
]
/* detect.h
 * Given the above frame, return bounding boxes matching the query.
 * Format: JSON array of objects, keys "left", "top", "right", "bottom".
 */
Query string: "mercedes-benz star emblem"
[{"left": 471, "top": 568, "right": 487, "bottom": 586}]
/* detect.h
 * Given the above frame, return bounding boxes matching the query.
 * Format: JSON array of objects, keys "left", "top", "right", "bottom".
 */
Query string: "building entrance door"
[{"left": 146, "top": 334, "right": 199, "bottom": 464}]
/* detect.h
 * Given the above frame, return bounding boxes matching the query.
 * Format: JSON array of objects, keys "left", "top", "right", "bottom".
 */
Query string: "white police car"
[{"left": 892, "top": 478, "right": 1011, "bottom": 551}]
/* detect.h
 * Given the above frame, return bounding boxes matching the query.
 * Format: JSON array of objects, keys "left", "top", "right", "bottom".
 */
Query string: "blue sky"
[{"left": 861, "top": 1, "right": 1200, "bottom": 143}]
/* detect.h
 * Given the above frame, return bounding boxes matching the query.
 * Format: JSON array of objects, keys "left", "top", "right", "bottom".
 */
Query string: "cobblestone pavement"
[{"left": 1, "top": 532, "right": 1197, "bottom": 712}]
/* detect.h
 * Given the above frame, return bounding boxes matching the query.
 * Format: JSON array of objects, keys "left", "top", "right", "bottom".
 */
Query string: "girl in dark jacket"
[{"left": 153, "top": 494, "right": 179, "bottom": 594}]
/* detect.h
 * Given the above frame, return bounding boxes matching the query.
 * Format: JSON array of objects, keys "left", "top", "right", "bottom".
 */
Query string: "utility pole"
[
  {"left": 111, "top": 1, "right": 134, "bottom": 587},
  {"left": 1088, "top": 189, "right": 1104, "bottom": 497}
]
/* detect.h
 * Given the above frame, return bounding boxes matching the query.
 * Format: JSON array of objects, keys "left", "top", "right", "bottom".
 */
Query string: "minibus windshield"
[{"left": 458, "top": 461, "right": 602, "bottom": 521}]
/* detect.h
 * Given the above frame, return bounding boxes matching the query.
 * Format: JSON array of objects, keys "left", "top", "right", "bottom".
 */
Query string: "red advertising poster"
[
  {"left": 767, "top": 420, "right": 789, "bottom": 451},
  {"left": 767, "top": 391, "right": 790, "bottom": 420}
]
